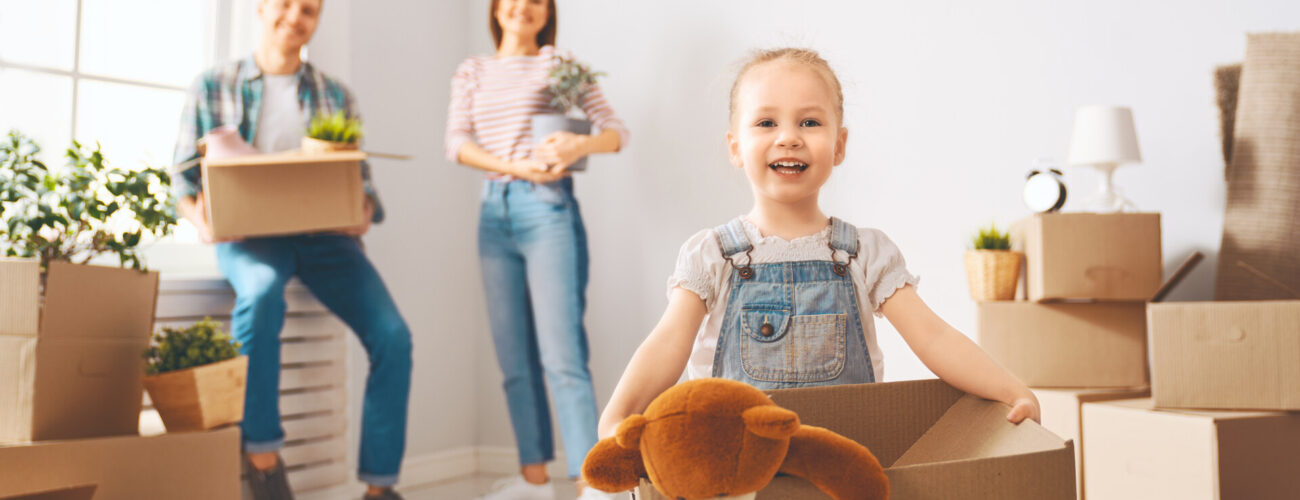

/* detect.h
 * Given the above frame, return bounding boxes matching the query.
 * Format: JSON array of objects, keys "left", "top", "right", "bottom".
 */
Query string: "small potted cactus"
[
  {"left": 142, "top": 318, "right": 247, "bottom": 432},
  {"left": 963, "top": 223, "right": 1023, "bottom": 301},
  {"left": 302, "top": 110, "right": 362, "bottom": 154},
  {"left": 531, "top": 54, "right": 606, "bottom": 171}
]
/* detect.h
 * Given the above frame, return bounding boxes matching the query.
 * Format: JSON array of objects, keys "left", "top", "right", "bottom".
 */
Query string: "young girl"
[{"left": 597, "top": 48, "right": 1039, "bottom": 441}]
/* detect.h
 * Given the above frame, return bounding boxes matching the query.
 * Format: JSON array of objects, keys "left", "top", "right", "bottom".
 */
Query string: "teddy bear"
[{"left": 582, "top": 378, "right": 889, "bottom": 500}]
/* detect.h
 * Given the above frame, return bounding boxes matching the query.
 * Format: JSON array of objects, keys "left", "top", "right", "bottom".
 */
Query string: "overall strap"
[
  {"left": 829, "top": 217, "right": 860, "bottom": 256},
  {"left": 828, "top": 217, "right": 859, "bottom": 277},
  {"left": 714, "top": 218, "right": 754, "bottom": 258},
  {"left": 715, "top": 218, "right": 756, "bottom": 279}
]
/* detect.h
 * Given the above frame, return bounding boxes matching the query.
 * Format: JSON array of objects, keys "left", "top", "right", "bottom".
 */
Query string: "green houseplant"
[
  {"left": 963, "top": 223, "right": 1023, "bottom": 301},
  {"left": 303, "top": 110, "right": 363, "bottom": 154},
  {"left": 531, "top": 53, "right": 607, "bottom": 172},
  {"left": 0, "top": 131, "right": 177, "bottom": 271},
  {"left": 142, "top": 318, "right": 248, "bottom": 432}
]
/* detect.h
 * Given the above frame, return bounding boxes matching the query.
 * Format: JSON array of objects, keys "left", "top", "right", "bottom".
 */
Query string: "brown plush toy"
[{"left": 582, "top": 378, "right": 889, "bottom": 500}]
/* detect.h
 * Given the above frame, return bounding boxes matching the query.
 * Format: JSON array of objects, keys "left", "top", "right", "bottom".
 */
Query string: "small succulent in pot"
[
  {"left": 964, "top": 223, "right": 1022, "bottom": 301},
  {"left": 303, "top": 110, "right": 363, "bottom": 153}
]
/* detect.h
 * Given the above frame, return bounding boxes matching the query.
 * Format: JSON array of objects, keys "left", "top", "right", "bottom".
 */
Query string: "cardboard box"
[
  {"left": 1148, "top": 300, "right": 1300, "bottom": 411},
  {"left": 1082, "top": 398, "right": 1300, "bottom": 500},
  {"left": 1014, "top": 213, "right": 1162, "bottom": 302},
  {"left": 0, "top": 259, "right": 159, "bottom": 442},
  {"left": 1033, "top": 387, "right": 1149, "bottom": 500},
  {"left": 637, "top": 380, "right": 1076, "bottom": 499},
  {"left": 0, "top": 427, "right": 240, "bottom": 499},
  {"left": 202, "top": 150, "right": 367, "bottom": 239},
  {"left": 978, "top": 301, "right": 1148, "bottom": 387}
]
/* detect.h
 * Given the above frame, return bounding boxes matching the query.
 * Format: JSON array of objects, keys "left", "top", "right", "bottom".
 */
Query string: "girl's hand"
[
  {"left": 1006, "top": 395, "right": 1041, "bottom": 424},
  {"left": 510, "top": 158, "right": 570, "bottom": 184},
  {"left": 533, "top": 131, "right": 590, "bottom": 173}
]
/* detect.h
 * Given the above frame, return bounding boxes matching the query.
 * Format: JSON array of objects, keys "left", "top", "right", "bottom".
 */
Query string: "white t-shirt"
[
  {"left": 667, "top": 217, "right": 919, "bottom": 382},
  {"left": 253, "top": 73, "right": 305, "bottom": 154}
]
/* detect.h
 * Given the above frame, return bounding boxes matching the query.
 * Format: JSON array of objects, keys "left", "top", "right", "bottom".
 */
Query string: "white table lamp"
[{"left": 1066, "top": 106, "right": 1142, "bottom": 212}]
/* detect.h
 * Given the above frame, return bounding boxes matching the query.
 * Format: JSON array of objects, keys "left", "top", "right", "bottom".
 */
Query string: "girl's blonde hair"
[{"left": 728, "top": 48, "right": 845, "bottom": 126}]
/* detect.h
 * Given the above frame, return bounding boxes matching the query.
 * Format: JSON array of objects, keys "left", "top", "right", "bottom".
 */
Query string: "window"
[{"left": 1, "top": 0, "right": 260, "bottom": 274}]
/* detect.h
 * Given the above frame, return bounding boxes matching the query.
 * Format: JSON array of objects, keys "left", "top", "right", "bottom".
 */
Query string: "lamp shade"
[{"left": 1066, "top": 106, "right": 1142, "bottom": 166}]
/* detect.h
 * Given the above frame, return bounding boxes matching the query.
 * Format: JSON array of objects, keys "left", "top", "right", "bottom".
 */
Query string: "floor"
[{"left": 304, "top": 475, "right": 588, "bottom": 500}]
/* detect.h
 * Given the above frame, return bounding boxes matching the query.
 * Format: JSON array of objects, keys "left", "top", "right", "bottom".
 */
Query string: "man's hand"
[{"left": 337, "top": 198, "right": 376, "bottom": 237}]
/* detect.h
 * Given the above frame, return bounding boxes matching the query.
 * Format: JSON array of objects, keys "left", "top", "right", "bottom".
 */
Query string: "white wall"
[{"left": 324, "top": 0, "right": 1300, "bottom": 469}]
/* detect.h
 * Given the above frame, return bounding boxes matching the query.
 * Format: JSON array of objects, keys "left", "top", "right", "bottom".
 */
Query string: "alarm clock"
[{"left": 1024, "top": 166, "right": 1067, "bottom": 213}]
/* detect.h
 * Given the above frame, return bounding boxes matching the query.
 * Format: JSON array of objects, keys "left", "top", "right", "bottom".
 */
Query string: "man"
[{"left": 173, "top": 1, "right": 410, "bottom": 499}]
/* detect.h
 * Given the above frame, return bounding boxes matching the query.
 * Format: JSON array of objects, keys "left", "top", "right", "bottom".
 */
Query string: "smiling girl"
[{"left": 595, "top": 48, "right": 1040, "bottom": 460}]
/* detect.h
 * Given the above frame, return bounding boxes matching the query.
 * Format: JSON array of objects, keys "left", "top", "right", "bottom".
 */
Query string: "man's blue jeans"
[
  {"left": 478, "top": 179, "right": 599, "bottom": 479},
  {"left": 216, "top": 234, "right": 412, "bottom": 487}
]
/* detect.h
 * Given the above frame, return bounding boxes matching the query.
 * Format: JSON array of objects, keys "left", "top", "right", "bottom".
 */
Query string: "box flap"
[
  {"left": 0, "top": 258, "right": 40, "bottom": 337},
  {"left": 1148, "top": 300, "right": 1300, "bottom": 410},
  {"left": 0, "top": 427, "right": 240, "bottom": 500},
  {"left": 0, "top": 337, "right": 38, "bottom": 442},
  {"left": 41, "top": 261, "right": 158, "bottom": 340},
  {"left": 894, "top": 395, "right": 1067, "bottom": 466},
  {"left": 200, "top": 150, "right": 366, "bottom": 168},
  {"left": 766, "top": 379, "right": 963, "bottom": 466}
]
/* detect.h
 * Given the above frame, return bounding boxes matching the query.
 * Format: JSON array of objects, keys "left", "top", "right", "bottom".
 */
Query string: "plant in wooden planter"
[
  {"left": 964, "top": 223, "right": 1023, "bottom": 301},
  {"left": 532, "top": 53, "right": 607, "bottom": 171},
  {"left": 142, "top": 318, "right": 248, "bottom": 432},
  {"left": 303, "top": 110, "right": 363, "bottom": 153}
]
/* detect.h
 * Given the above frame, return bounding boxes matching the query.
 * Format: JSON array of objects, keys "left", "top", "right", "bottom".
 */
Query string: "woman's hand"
[
  {"left": 509, "top": 158, "right": 570, "bottom": 184},
  {"left": 1006, "top": 394, "right": 1041, "bottom": 424},
  {"left": 532, "top": 131, "right": 590, "bottom": 173}
]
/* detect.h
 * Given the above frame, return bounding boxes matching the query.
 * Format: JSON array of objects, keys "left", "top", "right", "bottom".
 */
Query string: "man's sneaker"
[
  {"left": 474, "top": 476, "right": 555, "bottom": 500},
  {"left": 576, "top": 486, "right": 624, "bottom": 500},
  {"left": 363, "top": 488, "right": 404, "bottom": 500},
  {"left": 245, "top": 457, "right": 294, "bottom": 500}
]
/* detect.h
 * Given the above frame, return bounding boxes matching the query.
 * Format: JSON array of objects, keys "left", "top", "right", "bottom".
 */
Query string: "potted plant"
[
  {"left": 963, "top": 223, "right": 1023, "bottom": 301},
  {"left": 1, "top": 131, "right": 177, "bottom": 271},
  {"left": 302, "top": 110, "right": 363, "bottom": 154},
  {"left": 142, "top": 318, "right": 248, "bottom": 432},
  {"left": 0, "top": 130, "right": 176, "bottom": 441},
  {"left": 532, "top": 54, "right": 606, "bottom": 172}
]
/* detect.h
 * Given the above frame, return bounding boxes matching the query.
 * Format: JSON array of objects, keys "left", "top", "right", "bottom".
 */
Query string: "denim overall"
[{"left": 711, "top": 217, "right": 876, "bottom": 389}]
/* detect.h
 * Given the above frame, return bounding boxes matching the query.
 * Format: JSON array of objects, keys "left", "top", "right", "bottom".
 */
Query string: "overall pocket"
[{"left": 740, "top": 308, "right": 847, "bottom": 383}]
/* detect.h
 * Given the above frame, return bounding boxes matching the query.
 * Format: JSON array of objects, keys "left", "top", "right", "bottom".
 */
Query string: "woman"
[{"left": 444, "top": 0, "right": 628, "bottom": 499}]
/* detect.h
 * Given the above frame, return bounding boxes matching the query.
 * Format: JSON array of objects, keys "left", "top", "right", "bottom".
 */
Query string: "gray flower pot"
[{"left": 531, "top": 113, "right": 592, "bottom": 171}]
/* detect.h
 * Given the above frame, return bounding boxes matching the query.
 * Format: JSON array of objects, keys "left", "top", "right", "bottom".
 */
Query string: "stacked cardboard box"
[
  {"left": 977, "top": 213, "right": 1162, "bottom": 499},
  {"left": 0, "top": 258, "right": 240, "bottom": 498},
  {"left": 1079, "top": 300, "right": 1300, "bottom": 499}
]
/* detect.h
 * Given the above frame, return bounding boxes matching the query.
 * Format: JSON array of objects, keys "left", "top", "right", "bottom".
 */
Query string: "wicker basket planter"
[
  {"left": 964, "top": 250, "right": 1024, "bottom": 301},
  {"left": 143, "top": 356, "right": 248, "bottom": 432},
  {"left": 301, "top": 136, "right": 359, "bottom": 154}
]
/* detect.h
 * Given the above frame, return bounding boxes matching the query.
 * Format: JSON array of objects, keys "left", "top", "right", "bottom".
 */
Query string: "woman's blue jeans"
[
  {"left": 216, "top": 234, "right": 412, "bottom": 487},
  {"left": 478, "top": 179, "right": 599, "bottom": 479}
]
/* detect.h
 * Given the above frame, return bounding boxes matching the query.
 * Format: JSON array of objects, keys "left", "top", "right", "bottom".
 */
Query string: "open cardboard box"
[
  {"left": 1148, "top": 300, "right": 1300, "bottom": 411},
  {"left": 636, "top": 380, "right": 1075, "bottom": 499},
  {"left": 0, "top": 259, "right": 158, "bottom": 442},
  {"left": 201, "top": 150, "right": 368, "bottom": 239},
  {"left": 1082, "top": 398, "right": 1300, "bottom": 500},
  {"left": 0, "top": 426, "right": 240, "bottom": 500},
  {"left": 1012, "top": 213, "right": 1162, "bottom": 302},
  {"left": 1033, "top": 387, "right": 1149, "bottom": 500}
]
